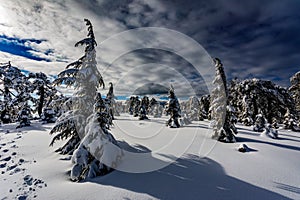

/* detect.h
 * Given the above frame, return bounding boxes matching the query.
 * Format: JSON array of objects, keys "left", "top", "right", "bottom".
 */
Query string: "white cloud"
[{"left": 1, "top": 0, "right": 298, "bottom": 95}]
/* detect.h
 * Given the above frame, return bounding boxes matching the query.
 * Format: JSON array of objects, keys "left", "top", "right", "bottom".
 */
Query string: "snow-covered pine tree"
[
  {"left": 106, "top": 82, "right": 116, "bottom": 120},
  {"left": 148, "top": 98, "right": 163, "bottom": 118},
  {"left": 271, "top": 118, "right": 279, "bottom": 129},
  {"left": 141, "top": 96, "right": 149, "bottom": 113},
  {"left": 50, "top": 19, "right": 104, "bottom": 155},
  {"left": 283, "top": 109, "right": 300, "bottom": 131},
  {"left": 114, "top": 101, "right": 123, "bottom": 116},
  {"left": 16, "top": 102, "right": 32, "bottom": 128},
  {"left": 148, "top": 97, "right": 157, "bottom": 112},
  {"left": 41, "top": 107, "right": 56, "bottom": 123},
  {"left": 165, "top": 85, "right": 181, "bottom": 128},
  {"left": 261, "top": 123, "right": 279, "bottom": 139},
  {"left": 139, "top": 96, "right": 149, "bottom": 120},
  {"left": 71, "top": 93, "right": 123, "bottom": 181},
  {"left": 48, "top": 94, "right": 67, "bottom": 118},
  {"left": 253, "top": 112, "right": 267, "bottom": 132},
  {"left": 186, "top": 96, "right": 200, "bottom": 121},
  {"left": 13, "top": 72, "right": 35, "bottom": 128},
  {"left": 198, "top": 95, "right": 210, "bottom": 120},
  {"left": 127, "top": 96, "right": 135, "bottom": 115},
  {"left": 210, "top": 58, "right": 237, "bottom": 142},
  {"left": 28, "top": 72, "right": 58, "bottom": 118},
  {"left": 240, "top": 95, "right": 254, "bottom": 126},
  {"left": 133, "top": 96, "right": 140, "bottom": 117},
  {"left": 0, "top": 62, "right": 26, "bottom": 123},
  {"left": 253, "top": 111, "right": 279, "bottom": 138},
  {"left": 289, "top": 71, "right": 300, "bottom": 118},
  {"left": 228, "top": 78, "right": 295, "bottom": 124},
  {"left": 0, "top": 80, "right": 13, "bottom": 124}
]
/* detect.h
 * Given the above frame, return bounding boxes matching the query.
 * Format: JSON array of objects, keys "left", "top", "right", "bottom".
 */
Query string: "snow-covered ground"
[{"left": 0, "top": 114, "right": 299, "bottom": 200}]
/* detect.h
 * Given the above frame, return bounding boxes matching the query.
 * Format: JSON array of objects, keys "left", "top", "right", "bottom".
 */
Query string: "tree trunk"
[{"left": 38, "top": 86, "right": 45, "bottom": 117}]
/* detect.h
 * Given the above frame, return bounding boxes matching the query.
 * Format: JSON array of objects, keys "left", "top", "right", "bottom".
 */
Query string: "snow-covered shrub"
[
  {"left": 252, "top": 113, "right": 279, "bottom": 138},
  {"left": 139, "top": 105, "right": 148, "bottom": 120},
  {"left": 261, "top": 124, "right": 278, "bottom": 139},
  {"left": 182, "top": 96, "right": 200, "bottom": 121},
  {"left": 271, "top": 118, "right": 279, "bottom": 129},
  {"left": 238, "top": 143, "right": 250, "bottom": 153},
  {"left": 253, "top": 113, "right": 266, "bottom": 132},
  {"left": 283, "top": 109, "right": 300, "bottom": 132},
  {"left": 16, "top": 103, "right": 31, "bottom": 128},
  {"left": 41, "top": 107, "right": 56, "bottom": 123}
]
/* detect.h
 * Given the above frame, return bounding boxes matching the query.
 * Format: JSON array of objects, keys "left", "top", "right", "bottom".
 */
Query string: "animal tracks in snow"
[{"left": 0, "top": 128, "right": 47, "bottom": 200}]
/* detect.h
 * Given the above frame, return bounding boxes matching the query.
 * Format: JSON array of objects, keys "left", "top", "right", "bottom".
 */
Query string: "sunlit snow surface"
[{"left": 0, "top": 114, "right": 299, "bottom": 200}]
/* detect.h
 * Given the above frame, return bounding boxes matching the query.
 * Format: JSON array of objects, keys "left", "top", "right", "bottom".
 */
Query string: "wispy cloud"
[{"left": 0, "top": 35, "right": 53, "bottom": 61}]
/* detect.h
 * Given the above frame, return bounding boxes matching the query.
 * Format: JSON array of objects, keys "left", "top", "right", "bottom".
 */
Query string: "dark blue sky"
[
  {"left": 76, "top": 0, "right": 300, "bottom": 87},
  {"left": 0, "top": 35, "right": 50, "bottom": 62}
]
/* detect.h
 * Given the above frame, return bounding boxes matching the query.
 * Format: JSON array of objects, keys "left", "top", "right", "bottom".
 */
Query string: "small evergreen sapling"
[{"left": 41, "top": 107, "right": 56, "bottom": 123}]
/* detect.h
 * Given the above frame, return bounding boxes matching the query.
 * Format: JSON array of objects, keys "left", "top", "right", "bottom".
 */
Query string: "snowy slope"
[{"left": 0, "top": 116, "right": 299, "bottom": 200}]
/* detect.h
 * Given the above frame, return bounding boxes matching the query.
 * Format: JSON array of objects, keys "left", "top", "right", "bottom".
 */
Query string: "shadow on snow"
[{"left": 85, "top": 152, "right": 291, "bottom": 200}]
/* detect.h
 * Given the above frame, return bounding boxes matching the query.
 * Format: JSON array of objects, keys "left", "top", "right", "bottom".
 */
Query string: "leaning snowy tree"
[
  {"left": 50, "top": 19, "right": 104, "bottom": 155},
  {"left": 50, "top": 19, "right": 122, "bottom": 181},
  {"left": 210, "top": 58, "right": 237, "bottom": 142}
]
